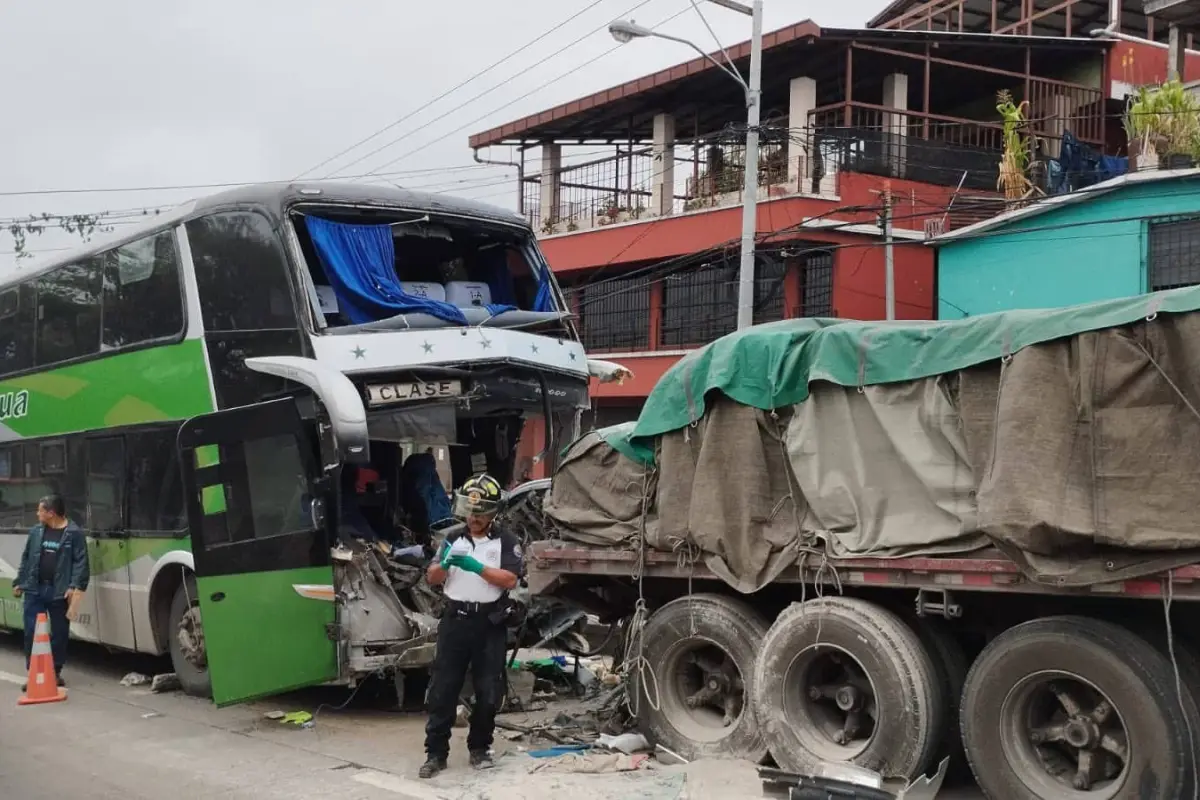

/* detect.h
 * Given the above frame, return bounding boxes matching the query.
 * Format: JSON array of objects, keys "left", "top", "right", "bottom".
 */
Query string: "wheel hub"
[
  {"left": 834, "top": 685, "right": 862, "bottom": 711},
  {"left": 798, "top": 650, "right": 877, "bottom": 752},
  {"left": 1063, "top": 717, "right": 1100, "bottom": 749},
  {"left": 177, "top": 606, "right": 207, "bottom": 669},
  {"left": 1006, "top": 674, "right": 1129, "bottom": 796}
]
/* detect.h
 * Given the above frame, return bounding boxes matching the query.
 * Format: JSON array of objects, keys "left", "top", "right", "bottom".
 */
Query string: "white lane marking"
[
  {"left": 0, "top": 670, "right": 27, "bottom": 685},
  {"left": 351, "top": 770, "right": 451, "bottom": 799}
]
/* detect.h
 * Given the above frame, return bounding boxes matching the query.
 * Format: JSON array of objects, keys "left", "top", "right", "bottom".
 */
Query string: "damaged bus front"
[{"left": 169, "top": 182, "right": 610, "bottom": 705}]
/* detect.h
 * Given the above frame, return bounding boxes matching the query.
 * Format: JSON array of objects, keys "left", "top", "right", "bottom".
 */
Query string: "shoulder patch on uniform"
[{"left": 512, "top": 542, "right": 523, "bottom": 559}]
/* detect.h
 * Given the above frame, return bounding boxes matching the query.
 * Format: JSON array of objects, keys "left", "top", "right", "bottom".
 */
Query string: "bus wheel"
[
  {"left": 961, "top": 616, "right": 1195, "bottom": 799},
  {"left": 633, "top": 594, "right": 769, "bottom": 763},
  {"left": 754, "top": 596, "right": 944, "bottom": 779},
  {"left": 168, "top": 582, "right": 212, "bottom": 698}
]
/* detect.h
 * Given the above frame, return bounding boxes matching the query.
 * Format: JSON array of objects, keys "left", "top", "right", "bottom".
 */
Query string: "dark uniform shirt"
[{"left": 38, "top": 525, "right": 66, "bottom": 584}]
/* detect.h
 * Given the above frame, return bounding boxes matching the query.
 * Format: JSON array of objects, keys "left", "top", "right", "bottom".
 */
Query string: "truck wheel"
[
  {"left": 168, "top": 582, "right": 212, "bottom": 698},
  {"left": 903, "top": 612, "right": 970, "bottom": 776},
  {"left": 754, "top": 597, "right": 943, "bottom": 779},
  {"left": 632, "top": 593, "right": 769, "bottom": 762},
  {"left": 961, "top": 616, "right": 1195, "bottom": 799}
]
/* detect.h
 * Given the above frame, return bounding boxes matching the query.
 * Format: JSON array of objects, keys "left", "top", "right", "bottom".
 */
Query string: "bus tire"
[
  {"left": 961, "top": 615, "right": 1195, "bottom": 799},
  {"left": 632, "top": 593, "right": 769, "bottom": 763},
  {"left": 168, "top": 581, "right": 212, "bottom": 699},
  {"left": 754, "top": 596, "right": 943, "bottom": 779}
]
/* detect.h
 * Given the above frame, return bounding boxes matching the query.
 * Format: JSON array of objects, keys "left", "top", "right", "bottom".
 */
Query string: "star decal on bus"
[
  {"left": 421, "top": 341, "right": 433, "bottom": 353},
  {"left": 351, "top": 346, "right": 366, "bottom": 359}
]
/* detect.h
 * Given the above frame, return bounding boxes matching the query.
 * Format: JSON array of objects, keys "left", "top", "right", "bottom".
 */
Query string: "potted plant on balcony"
[{"left": 1125, "top": 80, "right": 1200, "bottom": 171}]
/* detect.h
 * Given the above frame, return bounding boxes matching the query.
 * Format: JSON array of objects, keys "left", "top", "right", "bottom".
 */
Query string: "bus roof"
[{"left": 7, "top": 181, "right": 529, "bottom": 287}]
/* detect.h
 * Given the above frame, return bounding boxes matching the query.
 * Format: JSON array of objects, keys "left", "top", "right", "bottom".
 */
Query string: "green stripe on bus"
[{"left": 0, "top": 338, "right": 214, "bottom": 439}]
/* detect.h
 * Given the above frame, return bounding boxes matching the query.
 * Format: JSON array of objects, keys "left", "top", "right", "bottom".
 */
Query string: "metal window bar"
[
  {"left": 660, "top": 264, "right": 738, "bottom": 348},
  {"left": 754, "top": 256, "right": 788, "bottom": 326},
  {"left": 575, "top": 274, "right": 652, "bottom": 351},
  {"left": 1149, "top": 216, "right": 1200, "bottom": 291},
  {"left": 801, "top": 252, "right": 834, "bottom": 318},
  {"left": 659, "top": 258, "right": 787, "bottom": 348}
]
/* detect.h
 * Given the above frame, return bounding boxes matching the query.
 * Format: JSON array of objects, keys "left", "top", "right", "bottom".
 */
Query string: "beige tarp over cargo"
[{"left": 543, "top": 309, "right": 1200, "bottom": 592}]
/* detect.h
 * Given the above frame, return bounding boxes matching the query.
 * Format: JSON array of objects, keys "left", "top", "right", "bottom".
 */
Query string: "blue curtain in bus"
[
  {"left": 478, "top": 247, "right": 519, "bottom": 315},
  {"left": 533, "top": 272, "right": 554, "bottom": 312},
  {"left": 304, "top": 217, "right": 467, "bottom": 325},
  {"left": 526, "top": 248, "right": 556, "bottom": 312}
]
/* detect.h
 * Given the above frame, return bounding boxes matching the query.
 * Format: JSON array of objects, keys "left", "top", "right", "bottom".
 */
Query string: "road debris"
[
  {"left": 150, "top": 673, "right": 181, "bottom": 693},
  {"left": 119, "top": 672, "right": 150, "bottom": 687}
]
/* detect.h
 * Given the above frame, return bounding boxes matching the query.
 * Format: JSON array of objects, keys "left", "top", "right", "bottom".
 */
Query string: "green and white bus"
[{"left": 0, "top": 182, "right": 600, "bottom": 705}]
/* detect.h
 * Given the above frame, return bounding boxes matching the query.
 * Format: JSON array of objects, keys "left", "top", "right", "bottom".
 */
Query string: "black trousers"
[
  {"left": 23, "top": 584, "right": 69, "bottom": 675},
  {"left": 424, "top": 608, "right": 508, "bottom": 760}
]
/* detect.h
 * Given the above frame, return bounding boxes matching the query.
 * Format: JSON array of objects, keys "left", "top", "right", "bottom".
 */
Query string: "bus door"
[{"left": 177, "top": 397, "right": 338, "bottom": 706}]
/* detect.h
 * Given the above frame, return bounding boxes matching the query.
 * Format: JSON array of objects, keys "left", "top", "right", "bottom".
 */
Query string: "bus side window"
[
  {"left": 185, "top": 211, "right": 298, "bottom": 332},
  {"left": 102, "top": 231, "right": 185, "bottom": 349},
  {"left": 86, "top": 437, "right": 125, "bottom": 534},
  {"left": 21, "top": 442, "right": 61, "bottom": 523},
  {"left": 34, "top": 260, "right": 102, "bottom": 368},
  {"left": 0, "top": 446, "right": 23, "bottom": 531},
  {"left": 0, "top": 287, "right": 33, "bottom": 377},
  {"left": 127, "top": 428, "right": 186, "bottom": 537}
]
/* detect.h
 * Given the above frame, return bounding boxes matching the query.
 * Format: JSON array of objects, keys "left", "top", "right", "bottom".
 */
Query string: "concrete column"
[
  {"left": 539, "top": 143, "right": 562, "bottom": 228},
  {"left": 788, "top": 76, "right": 817, "bottom": 192},
  {"left": 651, "top": 113, "right": 676, "bottom": 216},
  {"left": 1045, "top": 93, "right": 1072, "bottom": 159},
  {"left": 883, "top": 73, "right": 909, "bottom": 179},
  {"left": 1169, "top": 24, "right": 1185, "bottom": 82}
]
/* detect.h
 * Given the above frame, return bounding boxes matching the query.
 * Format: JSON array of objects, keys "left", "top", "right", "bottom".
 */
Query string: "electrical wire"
[
  {"left": 326, "top": 0, "right": 668, "bottom": 179},
  {"left": 292, "top": 0, "right": 618, "bottom": 180},
  {"left": 352, "top": 3, "right": 694, "bottom": 180}
]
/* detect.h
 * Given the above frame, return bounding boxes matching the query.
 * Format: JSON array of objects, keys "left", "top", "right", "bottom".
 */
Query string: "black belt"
[{"left": 444, "top": 599, "right": 500, "bottom": 615}]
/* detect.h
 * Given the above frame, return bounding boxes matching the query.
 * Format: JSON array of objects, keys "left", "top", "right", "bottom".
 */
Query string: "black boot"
[
  {"left": 469, "top": 750, "right": 495, "bottom": 770},
  {"left": 418, "top": 757, "right": 447, "bottom": 779}
]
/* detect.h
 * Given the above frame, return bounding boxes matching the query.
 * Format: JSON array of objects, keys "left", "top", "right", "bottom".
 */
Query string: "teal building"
[{"left": 934, "top": 170, "right": 1200, "bottom": 318}]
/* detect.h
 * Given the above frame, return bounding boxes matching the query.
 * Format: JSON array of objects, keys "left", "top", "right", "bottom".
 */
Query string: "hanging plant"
[{"left": 996, "top": 90, "right": 1033, "bottom": 202}]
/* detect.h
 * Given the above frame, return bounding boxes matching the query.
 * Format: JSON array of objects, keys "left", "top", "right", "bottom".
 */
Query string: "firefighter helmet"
[{"left": 453, "top": 473, "right": 503, "bottom": 519}]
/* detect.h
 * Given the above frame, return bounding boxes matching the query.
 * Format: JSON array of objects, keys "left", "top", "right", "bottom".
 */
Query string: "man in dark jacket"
[{"left": 12, "top": 494, "right": 88, "bottom": 686}]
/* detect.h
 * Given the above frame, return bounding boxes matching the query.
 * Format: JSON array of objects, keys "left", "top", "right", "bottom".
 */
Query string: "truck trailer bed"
[{"left": 527, "top": 541, "right": 1200, "bottom": 601}]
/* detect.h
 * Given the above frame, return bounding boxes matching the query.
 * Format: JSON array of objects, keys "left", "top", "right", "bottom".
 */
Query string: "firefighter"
[{"left": 419, "top": 473, "right": 523, "bottom": 778}]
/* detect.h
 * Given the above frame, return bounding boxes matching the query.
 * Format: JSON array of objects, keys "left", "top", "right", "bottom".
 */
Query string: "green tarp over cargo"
[{"left": 603, "top": 287, "right": 1191, "bottom": 466}]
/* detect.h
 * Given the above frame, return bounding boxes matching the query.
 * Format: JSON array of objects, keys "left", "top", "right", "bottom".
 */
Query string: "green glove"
[{"left": 447, "top": 554, "right": 486, "bottom": 575}]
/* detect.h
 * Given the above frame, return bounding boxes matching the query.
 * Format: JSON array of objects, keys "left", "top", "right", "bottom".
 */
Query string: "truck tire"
[
  {"left": 754, "top": 596, "right": 943, "bottom": 779},
  {"left": 903, "top": 612, "right": 970, "bottom": 776},
  {"left": 167, "top": 581, "right": 212, "bottom": 699},
  {"left": 961, "top": 616, "right": 1196, "bottom": 799},
  {"left": 632, "top": 593, "right": 769, "bottom": 762}
]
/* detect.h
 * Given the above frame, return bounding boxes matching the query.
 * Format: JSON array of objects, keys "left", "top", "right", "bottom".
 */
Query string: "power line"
[
  {"left": 348, "top": 2, "right": 686, "bottom": 180},
  {"left": 293, "top": 0, "right": 616, "bottom": 180}
]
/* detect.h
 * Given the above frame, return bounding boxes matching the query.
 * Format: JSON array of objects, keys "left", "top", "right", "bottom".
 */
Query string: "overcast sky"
[{"left": 0, "top": 0, "right": 885, "bottom": 271}]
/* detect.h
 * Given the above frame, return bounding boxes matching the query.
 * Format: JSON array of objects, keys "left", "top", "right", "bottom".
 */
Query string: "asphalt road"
[{"left": 0, "top": 632, "right": 983, "bottom": 798}]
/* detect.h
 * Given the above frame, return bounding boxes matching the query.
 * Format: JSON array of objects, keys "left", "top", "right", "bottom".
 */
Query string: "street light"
[{"left": 609, "top": 0, "right": 764, "bottom": 331}]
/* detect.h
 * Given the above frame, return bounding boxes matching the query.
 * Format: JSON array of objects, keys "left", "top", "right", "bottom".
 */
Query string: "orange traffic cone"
[{"left": 18, "top": 612, "right": 66, "bottom": 705}]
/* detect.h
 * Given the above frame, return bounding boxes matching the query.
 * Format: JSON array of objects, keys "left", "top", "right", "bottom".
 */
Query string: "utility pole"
[
  {"left": 734, "top": 0, "right": 764, "bottom": 330},
  {"left": 609, "top": 0, "right": 763, "bottom": 329},
  {"left": 882, "top": 181, "right": 895, "bottom": 321}
]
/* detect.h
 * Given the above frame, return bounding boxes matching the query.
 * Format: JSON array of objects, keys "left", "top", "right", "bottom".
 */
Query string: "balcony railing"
[
  {"left": 523, "top": 85, "right": 1106, "bottom": 237},
  {"left": 525, "top": 133, "right": 839, "bottom": 235}
]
